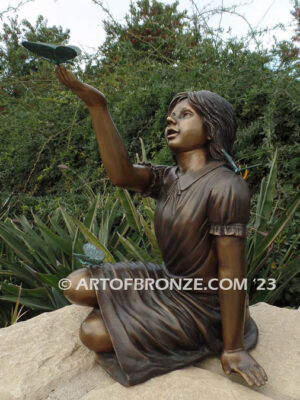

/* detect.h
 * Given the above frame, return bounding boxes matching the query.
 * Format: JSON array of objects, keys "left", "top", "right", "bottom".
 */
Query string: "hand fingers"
[
  {"left": 55, "top": 65, "right": 61, "bottom": 78},
  {"left": 55, "top": 65, "right": 66, "bottom": 84},
  {"left": 240, "top": 365, "right": 267, "bottom": 387},
  {"left": 220, "top": 359, "right": 231, "bottom": 375},
  {"left": 55, "top": 65, "right": 66, "bottom": 75},
  {"left": 244, "top": 368, "right": 260, "bottom": 386},
  {"left": 57, "top": 65, "right": 69, "bottom": 81},
  {"left": 258, "top": 365, "right": 268, "bottom": 382},
  {"left": 248, "top": 368, "right": 265, "bottom": 387},
  {"left": 237, "top": 369, "right": 254, "bottom": 387},
  {"left": 235, "top": 366, "right": 266, "bottom": 387},
  {"left": 61, "top": 67, "right": 79, "bottom": 87},
  {"left": 55, "top": 65, "right": 74, "bottom": 88},
  {"left": 251, "top": 367, "right": 267, "bottom": 386}
]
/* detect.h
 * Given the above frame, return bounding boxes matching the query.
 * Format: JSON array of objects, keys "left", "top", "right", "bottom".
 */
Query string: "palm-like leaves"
[
  {"left": 0, "top": 151, "right": 298, "bottom": 326},
  {"left": 246, "top": 150, "right": 300, "bottom": 303},
  {"left": 0, "top": 186, "right": 159, "bottom": 322}
]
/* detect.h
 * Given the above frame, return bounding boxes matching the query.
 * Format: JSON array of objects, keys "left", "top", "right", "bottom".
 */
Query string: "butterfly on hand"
[{"left": 22, "top": 41, "right": 81, "bottom": 65}]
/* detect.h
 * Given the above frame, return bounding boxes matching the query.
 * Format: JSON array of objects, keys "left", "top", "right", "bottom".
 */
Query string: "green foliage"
[
  {"left": 99, "top": 0, "right": 189, "bottom": 66},
  {"left": 0, "top": 185, "right": 161, "bottom": 326},
  {"left": 0, "top": 15, "right": 102, "bottom": 197},
  {"left": 246, "top": 150, "right": 300, "bottom": 305},
  {"left": 1, "top": 1, "right": 299, "bottom": 199},
  {"left": 0, "top": 1, "right": 299, "bottom": 324}
]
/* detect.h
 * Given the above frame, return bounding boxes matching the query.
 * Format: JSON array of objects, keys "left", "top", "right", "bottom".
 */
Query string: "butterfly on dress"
[
  {"left": 74, "top": 243, "right": 105, "bottom": 267},
  {"left": 221, "top": 149, "right": 261, "bottom": 179},
  {"left": 22, "top": 41, "right": 81, "bottom": 65}
]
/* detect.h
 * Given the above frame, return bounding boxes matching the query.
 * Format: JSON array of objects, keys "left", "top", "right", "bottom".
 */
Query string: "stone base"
[{"left": 0, "top": 303, "right": 299, "bottom": 400}]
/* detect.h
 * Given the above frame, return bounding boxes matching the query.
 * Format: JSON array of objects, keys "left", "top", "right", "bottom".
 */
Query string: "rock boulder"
[{"left": 0, "top": 303, "right": 299, "bottom": 400}]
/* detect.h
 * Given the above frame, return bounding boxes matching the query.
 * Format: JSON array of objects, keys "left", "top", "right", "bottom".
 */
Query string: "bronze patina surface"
[
  {"left": 22, "top": 41, "right": 81, "bottom": 65},
  {"left": 56, "top": 65, "right": 268, "bottom": 388}
]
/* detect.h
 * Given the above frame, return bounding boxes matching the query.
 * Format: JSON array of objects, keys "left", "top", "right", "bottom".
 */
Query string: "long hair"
[{"left": 168, "top": 90, "right": 237, "bottom": 161}]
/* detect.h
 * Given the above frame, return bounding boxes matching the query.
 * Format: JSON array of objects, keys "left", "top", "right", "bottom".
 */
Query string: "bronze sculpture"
[{"left": 55, "top": 65, "right": 268, "bottom": 388}]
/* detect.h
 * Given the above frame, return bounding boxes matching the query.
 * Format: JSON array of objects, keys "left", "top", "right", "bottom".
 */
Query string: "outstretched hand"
[
  {"left": 55, "top": 65, "right": 106, "bottom": 108},
  {"left": 220, "top": 349, "right": 268, "bottom": 387}
]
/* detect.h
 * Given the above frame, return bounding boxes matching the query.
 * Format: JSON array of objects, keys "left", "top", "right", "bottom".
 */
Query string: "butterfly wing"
[
  {"left": 73, "top": 244, "right": 105, "bottom": 266},
  {"left": 55, "top": 45, "right": 81, "bottom": 63},
  {"left": 22, "top": 41, "right": 57, "bottom": 62},
  {"left": 221, "top": 149, "right": 240, "bottom": 173},
  {"left": 22, "top": 41, "right": 81, "bottom": 64}
]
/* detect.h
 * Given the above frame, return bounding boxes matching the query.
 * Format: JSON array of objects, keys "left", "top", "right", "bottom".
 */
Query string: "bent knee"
[
  {"left": 63, "top": 268, "right": 98, "bottom": 307},
  {"left": 79, "top": 310, "right": 113, "bottom": 353}
]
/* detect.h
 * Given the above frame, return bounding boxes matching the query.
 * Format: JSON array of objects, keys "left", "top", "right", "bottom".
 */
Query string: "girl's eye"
[{"left": 183, "top": 112, "right": 191, "bottom": 117}]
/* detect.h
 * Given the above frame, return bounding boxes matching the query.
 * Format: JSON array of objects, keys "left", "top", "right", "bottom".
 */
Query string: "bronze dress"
[{"left": 90, "top": 160, "right": 258, "bottom": 386}]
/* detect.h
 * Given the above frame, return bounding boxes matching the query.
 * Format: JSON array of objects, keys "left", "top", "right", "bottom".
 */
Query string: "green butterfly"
[
  {"left": 74, "top": 243, "right": 105, "bottom": 267},
  {"left": 221, "top": 149, "right": 261, "bottom": 175},
  {"left": 22, "top": 41, "right": 81, "bottom": 65}
]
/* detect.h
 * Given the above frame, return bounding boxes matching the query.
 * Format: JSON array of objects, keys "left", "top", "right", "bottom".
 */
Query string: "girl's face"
[{"left": 164, "top": 99, "right": 207, "bottom": 154}]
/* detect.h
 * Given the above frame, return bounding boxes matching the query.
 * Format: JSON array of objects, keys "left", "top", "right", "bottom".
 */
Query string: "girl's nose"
[{"left": 166, "top": 115, "right": 177, "bottom": 124}]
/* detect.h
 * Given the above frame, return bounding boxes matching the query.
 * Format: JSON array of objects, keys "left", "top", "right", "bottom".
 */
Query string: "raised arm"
[
  {"left": 216, "top": 236, "right": 268, "bottom": 387},
  {"left": 55, "top": 66, "right": 150, "bottom": 191}
]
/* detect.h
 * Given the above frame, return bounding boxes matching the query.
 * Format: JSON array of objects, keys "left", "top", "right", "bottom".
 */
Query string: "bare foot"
[{"left": 55, "top": 65, "right": 106, "bottom": 108}]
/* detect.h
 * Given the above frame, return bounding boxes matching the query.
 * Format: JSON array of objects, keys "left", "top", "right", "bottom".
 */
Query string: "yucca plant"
[
  {"left": 0, "top": 194, "right": 13, "bottom": 220},
  {"left": 0, "top": 194, "right": 20, "bottom": 327},
  {"left": 246, "top": 149, "right": 300, "bottom": 305},
  {"left": 0, "top": 184, "right": 160, "bottom": 324},
  {"left": 0, "top": 194, "right": 107, "bottom": 313}
]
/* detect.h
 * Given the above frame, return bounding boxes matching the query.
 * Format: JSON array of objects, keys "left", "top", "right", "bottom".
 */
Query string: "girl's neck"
[{"left": 176, "top": 148, "right": 209, "bottom": 173}]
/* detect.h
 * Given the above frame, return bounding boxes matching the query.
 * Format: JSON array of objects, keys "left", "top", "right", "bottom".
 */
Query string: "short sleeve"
[
  {"left": 136, "top": 162, "right": 170, "bottom": 199},
  {"left": 208, "top": 173, "right": 250, "bottom": 237}
]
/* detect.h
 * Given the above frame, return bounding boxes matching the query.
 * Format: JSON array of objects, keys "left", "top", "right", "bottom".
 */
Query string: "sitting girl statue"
[{"left": 55, "top": 65, "right": 268, "bottom": 388}]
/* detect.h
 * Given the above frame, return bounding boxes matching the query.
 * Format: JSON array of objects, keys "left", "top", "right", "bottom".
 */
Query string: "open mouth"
[{"left": 166, "top": 129, "right": 179, "bottom": 140}]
